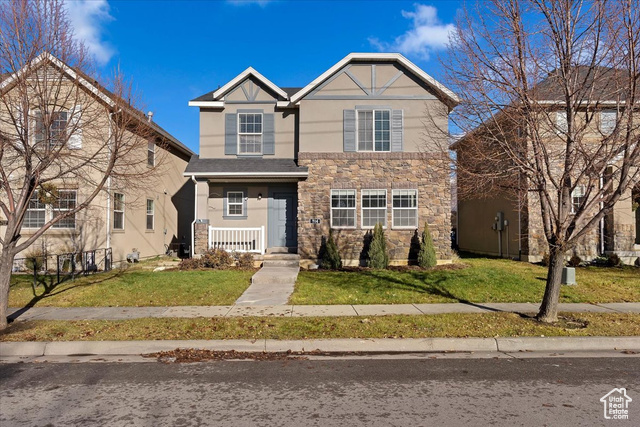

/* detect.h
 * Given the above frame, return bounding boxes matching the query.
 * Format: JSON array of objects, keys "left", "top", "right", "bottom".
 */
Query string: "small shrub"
[
  {"left": 568, "top": 254, "right": 582, "bottom": 267},
  {"left": 236, "top": 252, "right": 255, "bottom": 270},
  {"left": 24, "top": 249, "right": 44, "bottom": 272},
  {"left": 367, "top": 223, "right": 389, "bottom": 269},
  {"left": 418, "top": 222, "right": 437, "bottom": 269},
  {"left": 178, "top": 257, "right": 203, "bottom": 270},
  {"left": 591, "top": 256, "right": 609, "bottom": 267},
  {"left": 320, "top": 229, "right": 342, "bottom": 270},
  {"left": 607, "top": 253, "right": 623, "bottom": 267},
  {"left": 201, "top": 248, "right": 234, "bottom": 269},
  {"left": 541, "top": 253, "right": 550, "bottom": 267}
]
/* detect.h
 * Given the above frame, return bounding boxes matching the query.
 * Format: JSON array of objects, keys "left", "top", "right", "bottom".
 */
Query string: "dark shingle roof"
[
  {"left": 281, "top": 87, "right": 302, "bottom": 97},
  {"left": 185, "top": 157, "right": 308, "bottom": 175},
  {"left": 191, "top": 90, "right": 216, "bottom": 102},
  {"left": 533, "top": 66, "right": 637, "bottom": 101}
]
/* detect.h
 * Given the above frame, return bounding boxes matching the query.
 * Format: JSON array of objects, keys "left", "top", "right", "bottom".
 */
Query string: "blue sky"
[{"left": 68, "top": 0, "right": 462, "bottom": 153}]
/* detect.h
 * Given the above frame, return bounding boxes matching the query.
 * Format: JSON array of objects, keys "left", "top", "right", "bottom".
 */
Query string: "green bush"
[
  {"left": 320, "top": 229, "right": 342, "bottom": 270},
  {"left": 201, "top": 248, "right": 234, "bottom": 269},
  {"left": 367, "top": 223, "right": 389, "bottom": 269},
  {"left": 418, "top": 222, "right": 437, "bottom": 269},
  {"left": 24, "top": 249, "right": 44, "bottom": 272},
  {"left": 235, "top": 252, "right": 255, "bottom": 270}
]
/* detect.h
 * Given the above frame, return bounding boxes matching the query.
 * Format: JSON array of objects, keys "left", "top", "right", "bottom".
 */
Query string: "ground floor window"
[
  {"left": 52, "top": 190, "right": 76, "bottom": 229},
  {"left": 146, "top": 199, "right": 154, "bottom": 230},
  {"left": 571, "top": 185, "right": 586, "bottom": 214},
  {"left": 113, "top": 193, "right": 124, "bottom": 230},
  {"left": 392, "top": 189, "right": 418, "bottom": 228},
  {"left": 24, "top": 191, "right": 46, "bottom": 228},
  {"left": 227, "top": 191, "right": 245, "bottom": 216},
  {"left": 331, "top": 189, "right": 356, "bottom": 228},
  {"left": 362, "top": 189, "right": 387, "bottom": 228}
]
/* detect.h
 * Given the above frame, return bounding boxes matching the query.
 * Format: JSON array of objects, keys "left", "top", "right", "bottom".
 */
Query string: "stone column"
[{"left": 193, "top": 220, "right": 209, "bottom": 256}]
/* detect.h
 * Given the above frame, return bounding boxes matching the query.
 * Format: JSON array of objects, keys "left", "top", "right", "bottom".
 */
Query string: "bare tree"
[
  {"left": 442, "top": 0, "right": 639, "bottom": 322},
  {"left": 0, "top": 0, "right": 163, "bottom": 329}
]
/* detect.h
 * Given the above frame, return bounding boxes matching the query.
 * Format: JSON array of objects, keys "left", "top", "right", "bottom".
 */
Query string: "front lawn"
[
  {"left": 291, "top": 257, "right": 640, "bottom": 305},
  {"left": 1, "top": 312, "right": 638, "bottom": 342},
  {"left": 9, "top": 267, "right": 254, "bottom": 308}
]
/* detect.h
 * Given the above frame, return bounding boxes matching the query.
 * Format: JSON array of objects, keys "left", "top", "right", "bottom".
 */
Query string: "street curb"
[{"left": 2, "top": 336, "right": 639, "bottom": 357}]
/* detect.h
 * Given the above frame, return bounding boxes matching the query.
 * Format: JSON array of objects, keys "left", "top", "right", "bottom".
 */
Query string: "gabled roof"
[
  {"left": 1, "top": 52, "right": 193, "bottom": 157},
  {"left": 190, "top": 67, "right": 289, "bottom": 105},
  {"left": 289, "top": 53, "right": 460, "bottom": 107}
]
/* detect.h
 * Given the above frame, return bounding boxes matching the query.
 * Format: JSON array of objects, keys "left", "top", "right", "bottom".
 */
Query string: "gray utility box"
[{"left": 561, "top": 267, "right": 576, "bottom": 285}]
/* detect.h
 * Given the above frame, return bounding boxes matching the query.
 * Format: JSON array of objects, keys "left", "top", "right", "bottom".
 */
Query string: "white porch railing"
[{"left": 208, "top": 226, "right": 265, "bottom": 254}]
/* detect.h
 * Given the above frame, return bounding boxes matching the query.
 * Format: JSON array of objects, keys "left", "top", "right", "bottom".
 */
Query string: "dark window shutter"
[
  {"left": 263, "top": 113, "right": 275, "bottom": 155},
  {"left": 391, "top": 109, "right": 403, "bottom": 152},
  {"left": 343, "top": 109, "right": 356, "bottom": 152},
  {"left": 225, "top": 113, "right": 238, "bottom": 155}
]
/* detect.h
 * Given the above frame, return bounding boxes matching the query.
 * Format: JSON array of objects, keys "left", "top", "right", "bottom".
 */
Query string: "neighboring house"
[
  {"left": 455, "top": 67, "right": 640, "bottom": 264},
  {"left": 0, "top": 53, "right": 194, "bottom": 265},
  {"left": 187, "top": 53, "right": 458, "bottom": 265}
]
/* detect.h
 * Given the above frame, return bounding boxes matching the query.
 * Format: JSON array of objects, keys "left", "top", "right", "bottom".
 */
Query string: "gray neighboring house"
[{"left": 186, "top": 53, "right": 458, "bottom": 266}]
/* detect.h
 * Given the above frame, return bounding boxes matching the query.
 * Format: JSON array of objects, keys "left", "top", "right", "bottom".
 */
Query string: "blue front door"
[{"left": 268, "top": 191, "right": 297, "bottom": 248}]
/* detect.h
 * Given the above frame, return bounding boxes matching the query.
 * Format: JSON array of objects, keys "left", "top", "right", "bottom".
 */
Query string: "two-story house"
[
  {"left": 187, "top": 53, "right": 458, "bottom": 265},
  {"left": 1, "top": 53, "right": 194, "bottom": 265}
]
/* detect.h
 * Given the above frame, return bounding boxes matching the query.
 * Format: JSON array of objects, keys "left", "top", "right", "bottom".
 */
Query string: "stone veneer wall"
[
  {"left": 193, "top": 220, "right": 209, "bottom": 256},
  {"left": 297, "top": 152, "right": 452, "bottom": 265}
]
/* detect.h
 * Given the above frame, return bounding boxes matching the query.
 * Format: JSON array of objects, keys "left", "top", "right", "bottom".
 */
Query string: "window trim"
[
  {"left": 237, "top": 112, "right": 263, "bottom": 156},
  {"left": 330, "top": 189, "right": 357, "bottom": 229},
  {"left": 570, "top": 185, "right": 585, "bottom": 214},
  {"left": 556, "top": 111, "right": 568, "bottom": 134},
  {"left": 146, "top": 198, "right": 154, "bottom": 231},
  {"left": 391, "top": 189, "right": 419, "bottom": 229},
  {"left": 226, "top": 190, "right": 245, "bottom": 217},
  {"left": 113, "top": 192, "right": 125, "bottom": 231},
  {"left": 51, "top": 189, "right": 77, "bottom": 229},
  {"left": 356, "top": 109, "right": 391, "bottom": 152},
  {"left": 361, "top": 189, "right": 387, "bottom": 229}
]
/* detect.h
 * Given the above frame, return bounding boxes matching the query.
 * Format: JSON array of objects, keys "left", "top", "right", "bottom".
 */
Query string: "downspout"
[
  {"left": 518, "top": 175, "right": 522, "bottom": 261},
  {"left": 105, "top": 112, "right": 113, "bottom": 250},
  {"left": 599, "top": 174, "right": 605, "bottom": 254},
  {"left": 191, "top": 175, "right": 197, "bottom": 257}
]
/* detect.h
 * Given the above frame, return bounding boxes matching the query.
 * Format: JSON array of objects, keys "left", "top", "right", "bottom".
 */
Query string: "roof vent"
[{"left": 147, "top": 111, "right": 154, "bottom": 122}]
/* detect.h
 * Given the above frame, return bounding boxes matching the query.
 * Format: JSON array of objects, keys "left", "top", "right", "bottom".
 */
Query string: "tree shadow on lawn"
[{"left": 8, "top": 269, "right": 127, "bottom": 323}]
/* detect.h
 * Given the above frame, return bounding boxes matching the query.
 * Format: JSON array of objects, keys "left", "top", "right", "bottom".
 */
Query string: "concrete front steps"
[{"left": 234, "top": 250, "right": 300, "bottom": 305}]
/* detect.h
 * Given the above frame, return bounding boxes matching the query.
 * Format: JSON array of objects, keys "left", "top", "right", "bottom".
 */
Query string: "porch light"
[{"left": 258, "top": 193, "right": 263, "bottom": 200}]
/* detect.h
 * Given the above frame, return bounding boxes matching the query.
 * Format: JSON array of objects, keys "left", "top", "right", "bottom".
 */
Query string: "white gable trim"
[
  {"left": 289, "top": 53, "right": 459, "bottom": 106},
  {"left": 212, "top": 67, "right": 288, "bottom": 100}
]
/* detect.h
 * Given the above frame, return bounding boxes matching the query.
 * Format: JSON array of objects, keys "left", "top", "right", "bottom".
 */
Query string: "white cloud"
[
  {"left": 64, "top": 0, "right": 115, "bottom": 65},
  {"left": 370, "top": 4, "right": 455, "bottom": 61}
]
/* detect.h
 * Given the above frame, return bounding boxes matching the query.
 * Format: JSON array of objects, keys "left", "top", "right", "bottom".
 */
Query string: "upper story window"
[
  {"left": 571, "top": 185, "right": 585, "bottom": 214},
  {"left": 358, "top": 110, "right": 390, "bottom": 152},
  {"left": 52, "top": 190, "right": 76, "bottom": 229},
  {"left": 600, "top": 110, "right": 617, "bottom": 135},
  {"left": 147, "top": 141, "right": 155, "bottom": 167},
  {"left": 35, "top": 111, "right": 68, "bottom": 149},
  {"left": 238, "top": 113, "right": 263, "bottom": 155}
]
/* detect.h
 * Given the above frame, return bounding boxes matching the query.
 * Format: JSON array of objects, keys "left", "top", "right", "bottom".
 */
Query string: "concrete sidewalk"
[
  {"left": 7, "top": 302, "right": 640, "bottom": 321},
  {"left": 1, "top": 336, "right": 639, "bottom": 358}
]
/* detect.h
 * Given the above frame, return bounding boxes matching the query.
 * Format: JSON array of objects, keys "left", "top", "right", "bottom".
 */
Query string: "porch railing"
[{"left": 208, "top": 226, "right": 265, "bottom": 254}]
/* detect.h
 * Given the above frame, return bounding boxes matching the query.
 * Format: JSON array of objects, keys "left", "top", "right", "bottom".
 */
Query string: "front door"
[{"left": 268, "top": 191, "right": 297, "bottom": 248}]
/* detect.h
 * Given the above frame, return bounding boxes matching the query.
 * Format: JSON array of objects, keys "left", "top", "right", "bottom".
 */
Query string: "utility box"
[
  {"left": 495, "top": 212, "right": 504, "bottom": 231},
  {"left": 561, "top": 267, "right": 577, "bottom": 285}
]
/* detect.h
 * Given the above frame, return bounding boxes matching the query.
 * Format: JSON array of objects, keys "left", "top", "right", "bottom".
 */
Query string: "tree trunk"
[
  {"left": 0, "top": 247, "right": 16, "bottom": 330},
  {"left": 536, "top": 247, "right": 565, "bottom": 323}
]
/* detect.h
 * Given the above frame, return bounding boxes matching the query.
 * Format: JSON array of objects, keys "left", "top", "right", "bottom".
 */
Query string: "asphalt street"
[{"left": 1, "top": 356, "right": 638, "bottom": 426}]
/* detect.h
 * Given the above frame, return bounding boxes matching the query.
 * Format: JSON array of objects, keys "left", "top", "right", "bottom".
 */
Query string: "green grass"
[
  {"left": 291, "top": 257, "right": 640, "bottom": 305},
  {"left": 9, "top": 267, "right": 254, "bottom": 307},
  {"left": 2, "top": 312, "right": 638, "bottom": 342}
]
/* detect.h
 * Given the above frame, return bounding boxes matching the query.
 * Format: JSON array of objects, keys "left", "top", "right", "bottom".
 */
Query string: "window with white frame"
[
  {"left": 146, "top": 199, "right": 154, "bottom": 230},
  {"left": 358, "top": 110, "right": 390, "bottom": 152},
  {"left": 556, "top": 111, "right": 568, "bottom": 134},
  {"left": 392, "top": 189, "right": 418, "bottom": 228},
  {"left": 34, "top": 111, "right": 68, "bottom": 149},
  {"left": 24, "top": 191, "right": 46, "bottom": 228},
  {"left": 331, "top": 189, "right": 356, "bottom": 228},
  {"left": 227, "top": 191, "right": 244, "bottom": 216},
  {"left": 147, "top": 141, "right": 155, "bottom": 167},
  {"left": 113, "top": 193, "right": 124, "bottom": 230},
  {"left": 238, "top": 113, "right": 262, "bottom": 154},
  {"left": 362, "top": 190, "right": 387, "bottom": 228},
  {"left": 52, "top": 190, "right": 76, "bottom": 229},
  {"left": 571, "top": 185, "right": 585, "bottom": 214},
  {"left": 600, "top": 110, "right": 617, "bottom": 135}
]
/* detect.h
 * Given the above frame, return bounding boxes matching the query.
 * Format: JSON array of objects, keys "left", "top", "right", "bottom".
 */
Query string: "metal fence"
[{"left": 12, "top": 248, "right": 113, "bottom": 287}]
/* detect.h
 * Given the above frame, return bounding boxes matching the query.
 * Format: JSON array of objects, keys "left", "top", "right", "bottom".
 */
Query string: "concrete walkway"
[
  {"left": 7, "top": 302, "right": 640, "bottom": 322},
  {"left": 234, "top": 252, "right": 300, "bottom": 305}
]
